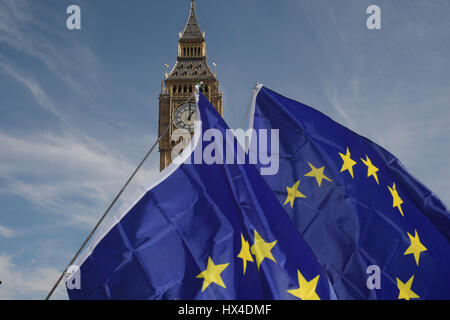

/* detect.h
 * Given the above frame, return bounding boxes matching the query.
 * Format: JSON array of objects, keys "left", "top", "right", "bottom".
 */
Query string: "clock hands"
[
  {"left": 187, "top": 103, "right": 195, "bottom": 121},
  {"left": 174, "top": 103, "right": 195, "bottom": 132}
]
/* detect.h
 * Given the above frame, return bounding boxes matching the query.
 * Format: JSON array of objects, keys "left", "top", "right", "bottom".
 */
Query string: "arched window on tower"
[{"left": 183, "top": 47, "right": 186, "bottom": 57}]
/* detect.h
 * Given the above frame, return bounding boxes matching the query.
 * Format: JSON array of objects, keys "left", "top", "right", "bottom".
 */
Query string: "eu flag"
[
  {"left": 250, "top": 85, "right": 450, "bottom": 299},
  {"left": 66, "top": 92, "right": 331, "bottom": 300}
]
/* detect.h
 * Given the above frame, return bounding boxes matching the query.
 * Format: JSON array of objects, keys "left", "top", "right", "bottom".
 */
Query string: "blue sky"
[{"left": 0, "top": 0, "right": 449, "bottom": 299}]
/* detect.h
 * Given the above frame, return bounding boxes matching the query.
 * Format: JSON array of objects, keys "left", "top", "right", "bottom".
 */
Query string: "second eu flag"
[{"left": 250, "top": 85, "right": 450, "bottom": 300}]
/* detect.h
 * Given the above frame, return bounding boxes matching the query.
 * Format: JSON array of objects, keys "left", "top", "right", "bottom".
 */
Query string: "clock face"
[{"left": 173, "top": 102, "right": 196, "bottom": 132}]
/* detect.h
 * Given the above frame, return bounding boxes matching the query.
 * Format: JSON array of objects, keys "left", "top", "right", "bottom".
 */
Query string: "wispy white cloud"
[
  {"left": 0, "top": 130, "right": 159, "bottom": 227},
  {"left": 0, "top": 253, "right": 67, "bottom": 300},
  {"left": 0, "top": 60, "right": 65, "bottom": 121},
  {"left": 323, "top": 83, "right": 359, "bottom": 130},
  {"left": 0, "top": 225, "right": 19, "bottom": 238},
  {"left": 0, "top": 0, "right": 97, "bottom": 99}
]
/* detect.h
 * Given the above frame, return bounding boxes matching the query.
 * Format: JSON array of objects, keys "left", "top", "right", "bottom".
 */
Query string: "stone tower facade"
[{"left": 158, "top": 0, "right": 223, "bottom": 171}]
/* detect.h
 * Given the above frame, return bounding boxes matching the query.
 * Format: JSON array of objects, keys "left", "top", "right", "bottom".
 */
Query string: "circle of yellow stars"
[{"left": 280, "top": 146, "right": 428, "bottom": 300}]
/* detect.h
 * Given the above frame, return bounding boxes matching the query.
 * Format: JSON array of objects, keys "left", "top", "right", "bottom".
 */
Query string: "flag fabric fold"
[
  {"left": 250, "top": 85, "right": 450, "bottom": 299},
  {"left": 67, "top": 92, "right": 331, "bottom": 300}
]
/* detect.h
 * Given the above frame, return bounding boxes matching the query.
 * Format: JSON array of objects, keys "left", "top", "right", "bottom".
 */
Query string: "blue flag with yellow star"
[
  {"left": 250, "top": 85, "right": 450, "bottom": 300},
  {"left": 66, "top": 92, "right": 332, "bottom": 300}
]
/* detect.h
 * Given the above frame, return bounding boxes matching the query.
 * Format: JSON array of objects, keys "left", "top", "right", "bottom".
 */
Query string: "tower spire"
[{"left": 180, "top": 0, "right": 204, "bottom": 42}]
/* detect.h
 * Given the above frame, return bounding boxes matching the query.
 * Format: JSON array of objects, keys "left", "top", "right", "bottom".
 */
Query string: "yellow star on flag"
[
  {"left": 388, "top": 183, "right": 404, "bottom": 216},
  {"left": 360, "top": 155, "right": 380, "bottom": 184},
  {"left": 304, "top": 162, "right": 332, "bottom": 187},
  {"left": 237, "top": 234, "right": 254, "bottom": 275},
  {"left": 250, "top": 230, "right": 277, "bottom": 270},
  {"left": 287, "top": 270, "right": 321, "bottom": 300},
  {"left": 196, "top": 257, "right": 229, "bottom": 292},
  {"left": 339, "top": 147, "right": 357, "bottom": 178},
  {"left": 283, "top": 180, "right": 306, "bottom": 208},
  {"left": 396, "top": 275, "right": 420, "bottom": 300},
  {"left": 404, "top": 230, "right": 427, "bottom": 266}
]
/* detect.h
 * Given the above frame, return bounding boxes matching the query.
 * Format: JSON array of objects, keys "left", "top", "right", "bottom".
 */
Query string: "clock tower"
[{"left": 158, "top": 0, "right": 223, "bottom": 171}]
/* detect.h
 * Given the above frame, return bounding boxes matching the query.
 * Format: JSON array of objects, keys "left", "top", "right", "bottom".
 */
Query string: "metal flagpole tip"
[
  {"left": 255, "top": 82, "right": 263, "bottom": 91},
  {"left": 195, "top": 81, "right": 203, "bottom": 94},
  {"left": 194, "top": 82, "right": 202, "bottom": 105}
]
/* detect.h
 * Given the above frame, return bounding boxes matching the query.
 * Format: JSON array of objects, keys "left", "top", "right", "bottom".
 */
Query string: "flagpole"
[{"left": 45, "top": 93, "right": 196, "bottom": 300}]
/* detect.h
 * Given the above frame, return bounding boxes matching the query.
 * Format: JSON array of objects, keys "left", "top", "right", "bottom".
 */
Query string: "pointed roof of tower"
[{"left": 180, "top": 0, "right": 204, "bottom": 42}]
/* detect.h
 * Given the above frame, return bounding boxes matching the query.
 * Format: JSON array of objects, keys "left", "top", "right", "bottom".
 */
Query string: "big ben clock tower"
[{"left": 158, "top": 0, "right": 223, "bottom": 171}]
